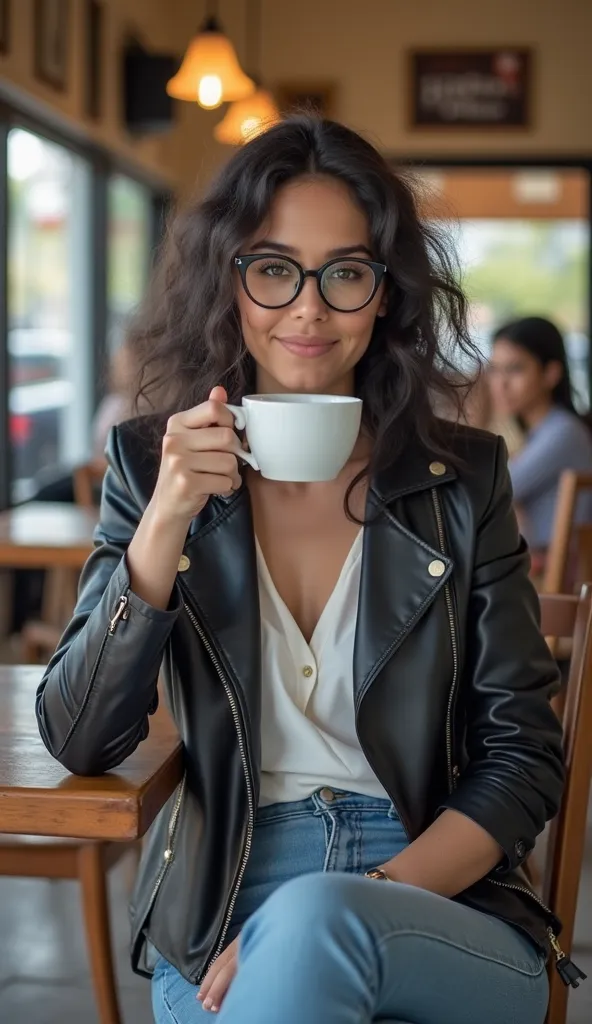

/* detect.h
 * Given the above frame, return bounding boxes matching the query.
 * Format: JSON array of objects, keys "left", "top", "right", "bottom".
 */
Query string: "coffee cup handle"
[{"left": 224, "top": 404, "right": 260, "bottom": 472}]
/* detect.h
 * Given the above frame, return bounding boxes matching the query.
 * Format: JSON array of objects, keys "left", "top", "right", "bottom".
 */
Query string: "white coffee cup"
[{"left": 225, "top": 394, "right": 363, "bottom": 482}]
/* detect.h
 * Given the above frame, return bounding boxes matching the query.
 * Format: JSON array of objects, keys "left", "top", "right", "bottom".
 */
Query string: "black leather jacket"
[{"left": 36, "top": 416, "right": 564, "bottom": 983}]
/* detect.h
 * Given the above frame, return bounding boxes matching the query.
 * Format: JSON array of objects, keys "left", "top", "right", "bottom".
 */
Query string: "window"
[
  {"left": 107, "top": 174, "right": 152, "bottom": 349},
  {"left": 416, "top": 167, "right": 591, "bottom": 408},
  {"left": 7, "top": 128, "right": 92, "bottom": 502}
]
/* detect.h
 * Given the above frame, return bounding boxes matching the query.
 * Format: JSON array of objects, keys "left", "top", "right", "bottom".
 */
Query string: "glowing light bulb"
[
  {"left": 240, "top": 116, "right": 261, "bottom": 139},
  {"left": 198, "top": 75, "right": 223, "bottom": 109}
]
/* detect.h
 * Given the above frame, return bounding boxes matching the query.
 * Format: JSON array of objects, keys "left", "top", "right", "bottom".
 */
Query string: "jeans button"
[{"left": 319, "top": 787, "right": 335, "bottom": 802}]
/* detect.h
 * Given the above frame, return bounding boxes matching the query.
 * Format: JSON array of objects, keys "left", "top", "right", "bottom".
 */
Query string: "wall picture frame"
[
  {"left": 84, "top": 0, "right": 103, "bottom": 119},
  {"left": 0, "top": 0, "right": 9, "bottom": 55},
  {"left": 34, "top": 0, "right": 70, "bottom": 91}
]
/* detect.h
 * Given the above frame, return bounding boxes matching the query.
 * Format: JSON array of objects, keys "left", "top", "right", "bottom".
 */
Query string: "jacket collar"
[{"left": 371, "top": 433, "right": 457, "bottom": 505}]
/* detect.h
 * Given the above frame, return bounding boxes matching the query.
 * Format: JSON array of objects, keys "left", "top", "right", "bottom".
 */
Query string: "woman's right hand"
[{"left": 151, "top": 386, "right": 242, "bottom": 526}]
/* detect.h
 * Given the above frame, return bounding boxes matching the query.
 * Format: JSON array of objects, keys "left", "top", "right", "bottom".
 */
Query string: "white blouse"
[{"left": 256, "top": 531, "right": 389, "bottom": 806}]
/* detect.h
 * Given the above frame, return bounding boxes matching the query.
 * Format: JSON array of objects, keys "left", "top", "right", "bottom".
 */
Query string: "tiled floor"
[{"left": 0, "top": 815, "right": 591, "bottom": 1024}]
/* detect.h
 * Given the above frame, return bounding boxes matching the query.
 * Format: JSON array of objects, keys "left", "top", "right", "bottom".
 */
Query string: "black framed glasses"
[{"left": 234, "top": 253, "right": 387, "bottom": 313}]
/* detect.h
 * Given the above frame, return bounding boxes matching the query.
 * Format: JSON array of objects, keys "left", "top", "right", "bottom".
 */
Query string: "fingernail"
[
  {"left": 203, "top": 997, "right": 213, "bottom": 1010},
  {"left": 197, "top": 991, "right": 204, "bottom": 1001},
  {"left": 211, "top": 1006, "right": 219, "bottom": 1014}
]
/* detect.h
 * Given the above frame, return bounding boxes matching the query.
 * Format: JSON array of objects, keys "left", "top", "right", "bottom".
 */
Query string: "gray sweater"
[{"left": 509, "top": 406, "right": 592, "bottom": 549}]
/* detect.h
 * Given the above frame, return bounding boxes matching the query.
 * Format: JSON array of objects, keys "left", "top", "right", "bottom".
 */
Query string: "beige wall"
[
  {"left": 0, "top": 1, "right": 591, "bottom": 197},
  {"left": 259, "top": 0, "right": 592, "bottom": 160}
]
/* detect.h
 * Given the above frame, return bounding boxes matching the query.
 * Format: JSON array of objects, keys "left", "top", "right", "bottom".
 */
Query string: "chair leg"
[{"left": 78, "top": 843, "right": 122, "bottom": 1024}]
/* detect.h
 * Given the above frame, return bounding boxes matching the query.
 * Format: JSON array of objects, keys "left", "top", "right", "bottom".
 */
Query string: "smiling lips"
[{"left": 277, "top": 335, "right": 338, "bottom": 358}]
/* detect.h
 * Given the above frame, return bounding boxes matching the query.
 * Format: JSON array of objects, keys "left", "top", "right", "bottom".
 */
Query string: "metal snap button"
[
  {"left": 428, "top": 559, "right": 445, "bottom": 577},
  {"left": 515, "top": 840, "right": 527, "bottom": 859},
  {"left": 178, "top": 554, "right": 191, "bottom": 572},
  {"left": 302, "top": 665, "right": 314, "bottom": 678},
  {"left": 319, "top": 787, "right": 335, "bottom": 802},
  {"left": 429, "top": 461, "right": 446, "bottom": 476}
]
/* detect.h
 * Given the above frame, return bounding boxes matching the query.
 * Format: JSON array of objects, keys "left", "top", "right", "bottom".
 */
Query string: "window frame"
[{"left": 0, "top": 97, "right": 171, "bottom": 508}]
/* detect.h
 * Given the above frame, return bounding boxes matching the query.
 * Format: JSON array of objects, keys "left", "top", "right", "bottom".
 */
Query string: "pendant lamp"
[
  {"left": 166, "top": 4, "right": 255, "bottom": 110},
  {"left": 214, "top": 0, "right": 281, "bottom": 144},
  {"left": 214, "top": 84, "right": 280, "bottom": 144}
]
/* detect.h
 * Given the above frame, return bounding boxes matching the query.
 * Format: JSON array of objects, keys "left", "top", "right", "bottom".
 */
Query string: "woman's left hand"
[{"left": 197, "top": 935, "right": 240, "bottom": 1012}]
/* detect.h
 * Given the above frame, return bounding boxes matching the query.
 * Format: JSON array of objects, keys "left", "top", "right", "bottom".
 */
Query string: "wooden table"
[
  {"left": 0, "top": 501, "right": 99, "bottom": 636},
  {"left": 0, "top": 666, "right": 183, "bottom": 840},
  {"left": 0, "top": 502, "right": 98, "bottom": 569}
]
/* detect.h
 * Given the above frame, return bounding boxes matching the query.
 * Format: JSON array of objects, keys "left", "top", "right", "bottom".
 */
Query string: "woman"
[
  {"left": 36, "top": 117, "right": 571, "bottom": 1024},
  {"left": 489, "top": 316, "right": 592, "bottom": 555}
]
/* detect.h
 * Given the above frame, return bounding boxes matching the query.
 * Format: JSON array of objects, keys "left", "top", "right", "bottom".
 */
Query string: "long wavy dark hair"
[{"left": 130, "top": 114, "right": 480, "bottom": 495}]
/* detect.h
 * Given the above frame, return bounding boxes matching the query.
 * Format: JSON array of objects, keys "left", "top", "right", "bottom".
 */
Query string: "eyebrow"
[{"left": 249, "top": 239, "right": 374, "bottom": 259}]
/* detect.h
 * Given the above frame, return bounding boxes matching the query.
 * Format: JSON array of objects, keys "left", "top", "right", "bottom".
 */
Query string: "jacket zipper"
[
  {"left": 487, "top": 878, "right": 585, "bottom": 986},
  {"left": 59, "top": 592, "right": 131, "bottom": 759},
  {"left": 144, "top": 774, "right": 186, "bottom": 919},
  {"left": 432, "top": 491, "right": 584, "bottom": 987},
  {"left": 181, "top": 599, "right": 255, "bottom": 978},
  {"left": 431, "top": 489, "right": 460, "bottom": 792},
  {"left": 90, "top": 593, "right": 130, "bottom": 689}
]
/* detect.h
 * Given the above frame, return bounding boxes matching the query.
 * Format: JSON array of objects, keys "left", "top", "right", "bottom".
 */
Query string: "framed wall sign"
[
  {"left": 409, "top": 49, "right": 532, "bottom": 129},
  {"left": 34, "top": 0, "right": 70, "bottom": 91}
]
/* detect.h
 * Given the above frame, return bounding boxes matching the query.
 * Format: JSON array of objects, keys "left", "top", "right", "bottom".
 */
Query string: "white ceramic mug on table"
[{"left": 224, "top": 394, "right": 363, "bottom": 482}]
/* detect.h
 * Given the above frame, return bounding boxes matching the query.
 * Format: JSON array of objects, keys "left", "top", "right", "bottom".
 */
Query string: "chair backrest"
[
  {"left": 539, "top": 586, "right": 592, "bottom": 1024},
  {"left": 543, "top": 471, "right": 592, "bottom": 594},
  {"left": 73, "top": 461, "right": 105, "bottom": 509}
]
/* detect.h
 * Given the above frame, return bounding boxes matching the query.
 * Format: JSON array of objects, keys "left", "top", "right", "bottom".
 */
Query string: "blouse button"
[{"left": 302, "top": 665, "right": 314, "bottom": 678}]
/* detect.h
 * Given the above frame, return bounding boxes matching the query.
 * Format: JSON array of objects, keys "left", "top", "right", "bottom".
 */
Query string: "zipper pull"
[
  {"left": 109, "top": 594, "right": 129, "bottom": 634},
  {"left": 548, "top": 930, "right": 587, "bottom": 988}
]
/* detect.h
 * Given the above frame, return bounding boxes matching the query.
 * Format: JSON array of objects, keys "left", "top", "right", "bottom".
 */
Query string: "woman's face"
[
  {"left": 488, "top": 338, "right": 561, "bottom": 418},
  {"left": 234, "top": 175, "right": 387, "bottom": 395}
]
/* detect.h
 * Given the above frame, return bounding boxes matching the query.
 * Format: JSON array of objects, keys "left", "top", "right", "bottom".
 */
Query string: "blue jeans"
[{"left": 152, "top": 789, "right": 548, "bottom": 1024}]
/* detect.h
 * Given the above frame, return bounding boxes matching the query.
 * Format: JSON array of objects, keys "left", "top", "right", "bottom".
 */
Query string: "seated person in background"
[
  {"left": 91, "top": 338, "right": 138, "bottom": 470},
  {"left": 488, "top": 316, "right": 592, "bottom": 560},
  {"left": 432, "top": 366, "right": 525, "bottom": 457}
]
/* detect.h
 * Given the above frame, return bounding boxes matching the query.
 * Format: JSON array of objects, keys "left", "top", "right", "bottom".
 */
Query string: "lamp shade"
[
  {"left": 166, "top": 19, "right": 255, "bottom": 109},
  {"left": 214, "top": 87, "right": 281, "bottom": 145}
]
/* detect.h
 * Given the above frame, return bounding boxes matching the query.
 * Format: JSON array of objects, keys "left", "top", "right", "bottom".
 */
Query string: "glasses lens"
[
  {"left": 320, "top": 260, "right": 376, "bottom": 311},
  {"left": 244, "top": 257, "right": 301, "bottom": 307}
]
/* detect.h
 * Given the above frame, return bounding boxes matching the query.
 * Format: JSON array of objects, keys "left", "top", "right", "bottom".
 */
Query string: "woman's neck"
[{"left": 254, "top": 367, "right": 356, "bottom": 397}]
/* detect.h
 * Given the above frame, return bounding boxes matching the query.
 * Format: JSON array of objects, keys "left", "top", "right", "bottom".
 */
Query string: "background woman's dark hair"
[
  {"left": 130, "top": 114, "right": 480, "bottom": 510},
  {"left": 492, "top": 316, "right": 578, "bottom": 415}
]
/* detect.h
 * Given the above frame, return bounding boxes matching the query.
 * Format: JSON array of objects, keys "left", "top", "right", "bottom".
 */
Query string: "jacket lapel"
[{"left": 353, "top": 448, "right": 456, "bottom": 710}]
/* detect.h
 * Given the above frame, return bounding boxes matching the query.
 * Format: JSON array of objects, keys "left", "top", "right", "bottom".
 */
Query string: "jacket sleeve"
[
  {"left": 440, "top": 436, "right": 565, "bottom": 873},
  {"left": 35, "top": 426, "right": 182, "bottom": 776}
]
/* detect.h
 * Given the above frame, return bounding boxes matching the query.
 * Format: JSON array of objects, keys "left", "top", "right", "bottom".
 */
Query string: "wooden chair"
[
  {"left": 20, "top": 461, "right": 105, "bottom": 663},
  {"left": 0, "top": 835, "right": 133, "bottom": 1023},
  {"left": 73, "top": 460, "right": 106, "bottom": 510},
  {"left": 539, "top": 587, "right": 592, "bottom": 1024},
  {"left": 542, "top": 471, "right": 592, "bottom": 594},
  {"left": 9, "top": 458, "right": 125, "bottom": 1021}
]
